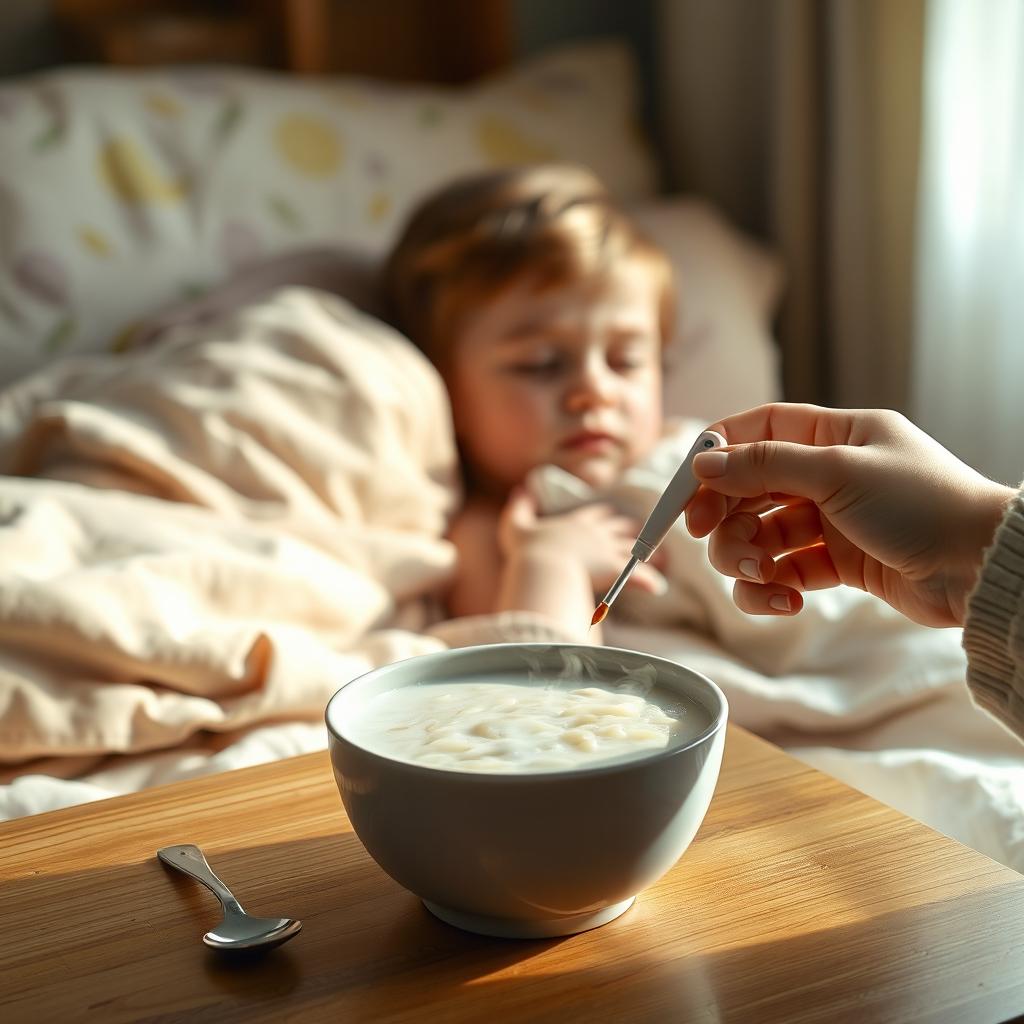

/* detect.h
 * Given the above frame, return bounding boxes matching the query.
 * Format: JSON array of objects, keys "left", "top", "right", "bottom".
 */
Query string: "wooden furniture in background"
[
  {"left": 54, "top": 0, "right": 279, "bottom": 67},
  {"left": 4, "top": 724, "right": 1024, "bottom": 1021},
  {"left": 281, "top": 0, "right": 512, "bottom": 81},
  {"left": 52, "top": 0, "right": 512, "bottom": 79}
]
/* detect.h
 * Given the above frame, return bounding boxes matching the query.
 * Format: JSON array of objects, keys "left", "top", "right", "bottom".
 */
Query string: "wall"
[
  {"left": 511, "top": 0, "right": 662, "bottom": 179},
  {"left": 654, "top": 0, "right": 775, "bottom": 236}
]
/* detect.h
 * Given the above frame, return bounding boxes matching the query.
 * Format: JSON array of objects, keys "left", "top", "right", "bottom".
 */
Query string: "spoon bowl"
[
  {"left": 202, "top": 914, "right": 302, "bottom": 951},
  {"left": 157, "top": 844, "right": 301, "bottom": 952}
]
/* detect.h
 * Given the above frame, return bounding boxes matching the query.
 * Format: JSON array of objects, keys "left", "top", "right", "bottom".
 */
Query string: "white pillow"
[
  {"left": 629, "top": 197, "right": 784, "bottom": 423},
  {"left": 0, "top": 40, "right": 657, "bottom": 387}
]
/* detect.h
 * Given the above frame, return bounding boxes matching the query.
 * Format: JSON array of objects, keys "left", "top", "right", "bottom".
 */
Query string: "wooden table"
[{"left": 3, "top": 724, "right": 1024, "bottom": 1023}]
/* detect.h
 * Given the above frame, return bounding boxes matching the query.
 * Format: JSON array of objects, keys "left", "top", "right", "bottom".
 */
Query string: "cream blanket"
[
  {"left": 0, "top": 288, "right": 565, "bottom": 813},
  {"left": 1, "top": 287, "right": 1021, "bottom": 875}
]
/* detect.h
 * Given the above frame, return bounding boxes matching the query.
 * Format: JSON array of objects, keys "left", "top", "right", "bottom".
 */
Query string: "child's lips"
[{"left": 560, "top": 431, "right": 619, "bottom": 453}]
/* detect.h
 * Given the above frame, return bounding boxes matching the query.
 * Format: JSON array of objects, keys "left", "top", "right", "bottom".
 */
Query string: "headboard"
[{"left": 52, "top": 0, "right": 513, "bottom": 82}]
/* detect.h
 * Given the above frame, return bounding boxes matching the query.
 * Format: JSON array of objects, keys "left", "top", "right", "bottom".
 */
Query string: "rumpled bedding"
[
  {"left": 1, "top": 286, "right": 1021, "bottom": 874},
  {"left": 0, "top": 287, "right": 565, "bottom": 813}
]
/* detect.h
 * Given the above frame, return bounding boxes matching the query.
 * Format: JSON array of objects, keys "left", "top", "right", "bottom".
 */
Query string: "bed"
[{"left": 1, "top": 25, "right": 1021, "bottom": 875}]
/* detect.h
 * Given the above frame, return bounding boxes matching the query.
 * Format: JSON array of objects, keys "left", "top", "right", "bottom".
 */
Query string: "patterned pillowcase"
[{"left": 0, "top": 40, "right": 657, "bottom": 386}]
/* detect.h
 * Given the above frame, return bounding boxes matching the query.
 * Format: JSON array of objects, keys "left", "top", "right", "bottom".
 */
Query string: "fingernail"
[
  {"left": 694, "top": 451, "right": 728, "bottom": 477},
  {"left": 653, "top": 574, "right": 669, "bottom": 595},
  {"left": 739, "top": 558, "right": 762, "bottom": 583},
  {"left": 769, "top": 594, "right": 792, "bottom": 613}
]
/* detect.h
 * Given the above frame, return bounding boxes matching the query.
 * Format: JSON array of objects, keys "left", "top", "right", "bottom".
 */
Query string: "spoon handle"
[{"left": 157, "top": 844, "right": 246, "bottom": 915}]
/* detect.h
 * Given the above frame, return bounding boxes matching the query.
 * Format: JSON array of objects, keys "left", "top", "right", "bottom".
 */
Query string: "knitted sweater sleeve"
[{"left": 962, "top": 485, "right": 1024, "bottom": 740}]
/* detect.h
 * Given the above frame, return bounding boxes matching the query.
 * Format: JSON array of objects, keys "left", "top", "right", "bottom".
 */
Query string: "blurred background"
[{"left": 1, "top": 0, "right": 1020, "bottom": 484}]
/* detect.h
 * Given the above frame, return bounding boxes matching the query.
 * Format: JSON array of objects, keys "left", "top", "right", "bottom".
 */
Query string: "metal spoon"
[{"left": 157, "top": 844, "right": 302, "bottom": 951}]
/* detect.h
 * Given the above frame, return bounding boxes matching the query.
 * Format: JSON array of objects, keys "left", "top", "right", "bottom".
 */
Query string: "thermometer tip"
[{"left": 590, "top": 601, "right": 609, "bottom": 627}]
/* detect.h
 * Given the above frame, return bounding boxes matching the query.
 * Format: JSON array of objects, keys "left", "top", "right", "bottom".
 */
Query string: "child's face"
[{"left": 445, "top": 260, "right": 664, "bottom": 494}]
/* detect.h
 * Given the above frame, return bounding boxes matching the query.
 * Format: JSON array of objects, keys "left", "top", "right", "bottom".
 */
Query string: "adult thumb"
[{"left": 692, "top": 441, "right": 849, "bottom": 504}]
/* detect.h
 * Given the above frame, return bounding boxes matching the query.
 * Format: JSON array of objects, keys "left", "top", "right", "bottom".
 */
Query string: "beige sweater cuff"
[{"left": 962, "top": 486, "right": 1024, "bottom": 739}]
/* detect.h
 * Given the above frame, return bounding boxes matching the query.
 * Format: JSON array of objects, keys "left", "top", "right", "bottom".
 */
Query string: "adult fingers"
[
  {"left": 731, "top": 580, "right": 804, "bottom": 616},
  {"left": 770, "top": 544, "right": 843, "bottom": 592},
  {"left": 702, "top": 402, "right": 864, "bottom": 449},
  {"left": 731, "top": 544, "right": 841, "bottom": 614},
  {"left": 686, "top": 489, "right": 794, "bottom": 539},
  {"left": 706, "top": 504, "right": 823, "bottom": 582},
  {"left": 692, "top": 439, "right": 856, "bottom": 505},
  {"left": 684, "top": 486, "right": 734, "bottom": 538}
]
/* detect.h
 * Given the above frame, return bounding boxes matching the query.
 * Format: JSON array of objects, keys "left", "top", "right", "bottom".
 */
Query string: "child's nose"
[{"left": 564, "top": 361, "right": 617, "bottom": 411}]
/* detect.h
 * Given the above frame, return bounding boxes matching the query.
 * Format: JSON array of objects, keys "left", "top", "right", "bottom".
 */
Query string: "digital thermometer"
[{"left": 592, "top": 429, "right": 726, "bottom": 625}]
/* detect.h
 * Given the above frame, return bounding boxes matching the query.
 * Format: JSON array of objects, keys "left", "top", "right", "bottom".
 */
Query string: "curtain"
[
  {"left": 911, "top": 0, "right": 1024, "bottom": 484},
  {"left": 655, "top": 0, "right": 925, "bottom": 411}
]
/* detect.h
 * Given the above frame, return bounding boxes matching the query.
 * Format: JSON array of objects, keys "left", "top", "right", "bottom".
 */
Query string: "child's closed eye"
[
  {"left": 609, "top": 347, "right": 656, "bottom": 372},
  {"left": 504, "top": 353, "right": 564, "bottom": 375},
  {"left": 610, "top": 354, "right": 647, "bottom": 371}
]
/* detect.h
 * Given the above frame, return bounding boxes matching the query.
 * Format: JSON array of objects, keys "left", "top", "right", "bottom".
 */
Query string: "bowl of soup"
[{"left": 325, "top": 643, "right": 727, "bottom": 938}]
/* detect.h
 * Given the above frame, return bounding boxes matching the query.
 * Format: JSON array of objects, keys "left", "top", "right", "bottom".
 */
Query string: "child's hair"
[{"left": 382, "top": 164, "right": 675, "bottom": 367}]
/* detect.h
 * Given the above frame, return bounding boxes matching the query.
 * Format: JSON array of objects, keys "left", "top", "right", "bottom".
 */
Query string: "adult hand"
[{"left": 686, "top": 403, "right": 1015, "bottom": 626}]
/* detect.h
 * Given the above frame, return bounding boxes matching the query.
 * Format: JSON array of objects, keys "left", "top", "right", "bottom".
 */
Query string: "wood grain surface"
[{"left": 3, "top": 724, "right": 1023, "bottom": 1023}]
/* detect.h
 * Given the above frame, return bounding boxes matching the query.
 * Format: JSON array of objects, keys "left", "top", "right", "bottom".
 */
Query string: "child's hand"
[{"left": 498, "top": 489, "right": 668, "bottom": 596}]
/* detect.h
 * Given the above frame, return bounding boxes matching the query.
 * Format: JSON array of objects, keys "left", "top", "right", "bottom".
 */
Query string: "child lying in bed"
[{"left": 382, "top": 164, "right": 675, "bottom": 641}]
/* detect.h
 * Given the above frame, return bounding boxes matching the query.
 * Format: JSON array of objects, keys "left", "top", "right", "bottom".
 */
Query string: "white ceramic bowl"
[{"left": 326, "top": 643, "right": 727, "bottom": 938}]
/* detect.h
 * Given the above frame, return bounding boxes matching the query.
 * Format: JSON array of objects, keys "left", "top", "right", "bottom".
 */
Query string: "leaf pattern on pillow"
[
  {"left": 274, "top": 113, "right": 342, "bottom": 177},
  {"left": 14, "top": 251, "right": 69, "bottom": 307},
  {"left": 32, "top": 120, "right": 63, "bottom": 153},
  {"left": 214, "top": 98, "right": 244, "bottom": 142},
  {"left": 475, "top": 115, "right": 556, "bottom": 164},
  {"left": 268, "top": 194, "right": 304, "bottom": 230},
  {"left": 109, "top": 320, "right": 144, "bottom": 353},
  {"left": 43, "top": 315, "right": 75, "bottom": 352},
  {"left": 144, "top": 92, "right": 183, "bottom": 119},
  {"left": 98, "top": 138, "right": 189, "bottom": 204},
  {"left": 367, "top": 193, "right": 392, "bottom": 223},
  {"left": 78, "top": 226, "right": 114, "bottom": 257}
]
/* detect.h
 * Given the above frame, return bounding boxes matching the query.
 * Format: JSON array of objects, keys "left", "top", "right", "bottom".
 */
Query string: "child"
[{"left": 382, "top": 164, "right": 675, "bottom": 640}]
